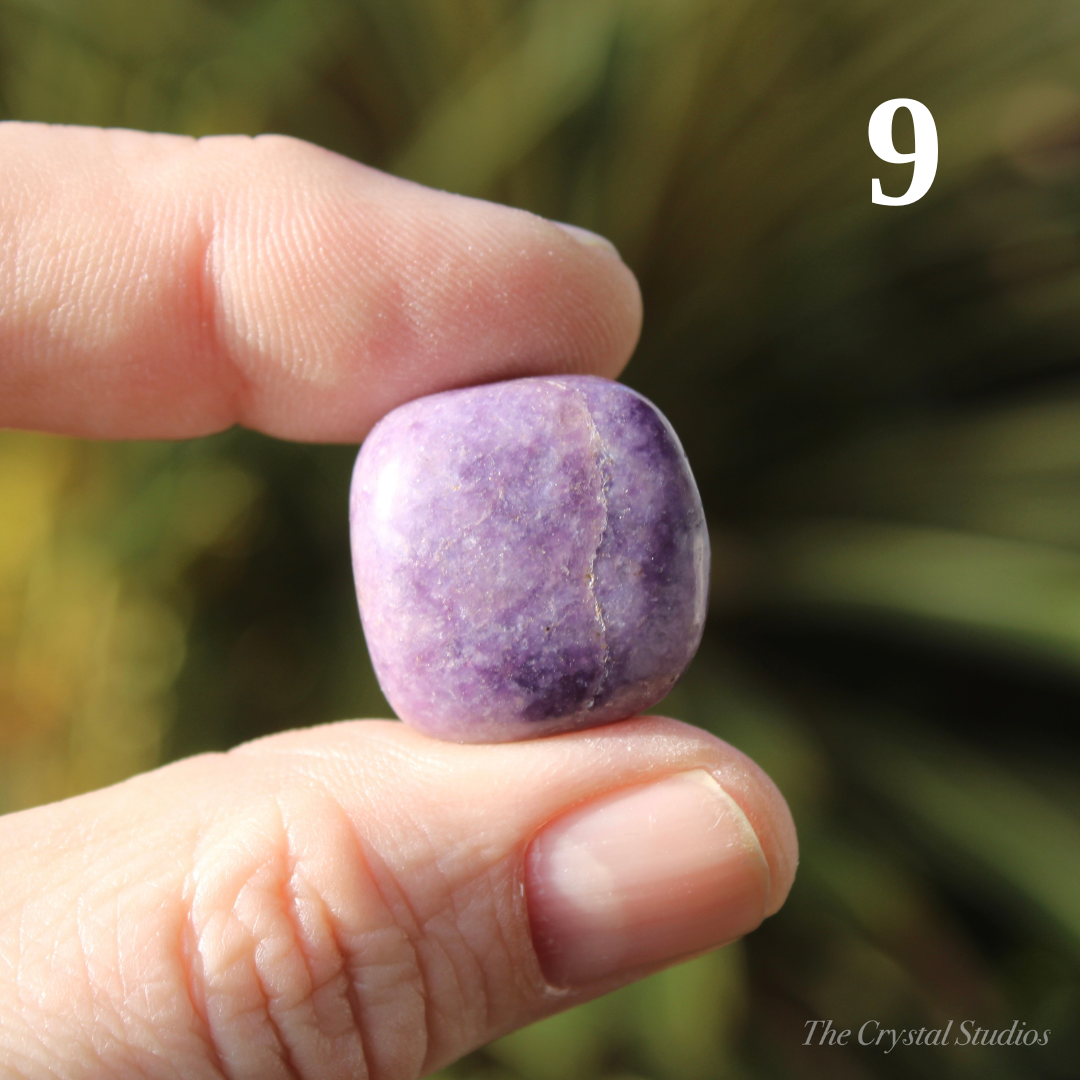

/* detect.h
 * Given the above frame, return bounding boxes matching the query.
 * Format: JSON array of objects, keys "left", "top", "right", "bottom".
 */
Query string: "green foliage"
[{"left": 2, "top": 0, "right": 1080, "bottom": 1077}]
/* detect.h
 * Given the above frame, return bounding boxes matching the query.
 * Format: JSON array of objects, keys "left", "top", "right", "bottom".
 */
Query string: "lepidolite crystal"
[{"left": 349, "top": 376, "right": 709, "bottom": 742}]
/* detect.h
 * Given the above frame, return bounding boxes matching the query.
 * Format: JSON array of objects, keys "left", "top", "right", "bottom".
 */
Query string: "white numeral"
[{"left": 869, "top": 98, "right": 938, "bottom": 206}]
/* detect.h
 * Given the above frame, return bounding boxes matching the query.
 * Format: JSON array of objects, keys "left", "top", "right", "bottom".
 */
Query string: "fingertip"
[
  {"left": 716, "top": 748, "right": 799, "bottom": 916},
  {"left": 627, "top": 715, "right": 800, "bottom": 917}
]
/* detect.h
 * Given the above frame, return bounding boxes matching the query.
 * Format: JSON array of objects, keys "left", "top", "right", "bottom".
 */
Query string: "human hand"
[{"left": 0, "top": 123, "right": 798, "bottom": 1079}]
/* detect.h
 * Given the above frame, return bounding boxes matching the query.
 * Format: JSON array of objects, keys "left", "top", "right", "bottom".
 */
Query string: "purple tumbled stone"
[{"left": 349, "top": 375, "right": 709, "bottom": 743}]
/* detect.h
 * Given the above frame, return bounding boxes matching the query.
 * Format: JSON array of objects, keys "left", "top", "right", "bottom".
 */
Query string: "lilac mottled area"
[{"left": 350, "top": 376, "right": 709, "bottom": 742}]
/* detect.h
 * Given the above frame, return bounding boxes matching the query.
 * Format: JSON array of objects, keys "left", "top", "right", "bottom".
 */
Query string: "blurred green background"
[{"left": 2, "top": 0, "right": 1080, "bottom": 1076}]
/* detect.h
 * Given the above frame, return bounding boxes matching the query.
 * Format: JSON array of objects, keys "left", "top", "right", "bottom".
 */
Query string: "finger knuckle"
[{"left": 183, "top": 787, "right": 426, "bottom": 1080}]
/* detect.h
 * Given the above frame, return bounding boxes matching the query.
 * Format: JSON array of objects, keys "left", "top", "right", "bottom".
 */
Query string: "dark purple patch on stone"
[{"left": 349, "top": 376, "right": 709, "bottom": 743}]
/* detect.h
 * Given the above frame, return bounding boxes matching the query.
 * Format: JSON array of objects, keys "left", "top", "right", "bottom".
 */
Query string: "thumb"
[{"left": 0, "top": 716, "right": 797, "bottom": 1080}]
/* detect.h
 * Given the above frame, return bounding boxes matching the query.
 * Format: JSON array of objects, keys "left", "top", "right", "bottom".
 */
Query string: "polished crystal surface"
[{"left": 349, "top": 375, "right": 709, "bottom": 742}]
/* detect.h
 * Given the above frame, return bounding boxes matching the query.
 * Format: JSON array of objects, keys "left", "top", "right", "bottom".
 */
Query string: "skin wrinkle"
[
  {"left": 265, "top": 792, "right": 367, "bottom": 1080},
  {"left": 220, "top": 155, "right": 318, "bottom": 394},
  {"left": 246, "top": 849, "right": 326, "bottom": 1080},
  {"left": 17, "top": 890, "right": 97, "bottom": 1078},
  {"left": 193, "top": 212, "right": 245, "bottom": 434},
  {"left": 317, "top": 896, "right": 369, "bottom": 1078},
  {"left": 134, "top": 875, "right": 211, "bottom": 1078},
  {"left": 153, "top": 199, "right": 213, "bottom": 423},
  {"left": 396, "top": 816, "right": 540, "bottom": 1071},
  {"left": 220, "top": 754, "right": 426, "bottom": 1080},
  {"left": 359, "top": 785, "right": 510, "bottom": 1076},
  {"left": 180, "top": 868, "right": 230, "bottom": 1080},
  {"left": 19, "top": 900, "right": 74, "bottom": 1073},
  {"left": 0, "top": 1039, "right": 49, "bottom": 1080},
  {"left": 1, "top": 957, "right": 50, "bottom": 1080},
  {"left": 188, "top": 801, "right": 298, "bottom": 1080},
  {"left": 378, "top": 814, "right": 469, "bottom": 1078},
  {"left": 114, "top": 879, "right": 170, "bottom": 1064},
  {"left": 466, "top": 862, "right": 522, "bottom": 1043},
  {"left": 231, "top": 191, "right": 287, "bottom": 394},
  {"left": 433, "top": 864, "right": 497, "bottom": 1053},
  {"left": 245, "top": 808, "right": 304, "bottom": 1080},
  {"left": 79, "top": 887, "right": 125, "bottom": 1072},
  {"left": 312, "top": 812, "right": 421, "bottom": 1080},
  {"left": 336, "top": 825, "right": 430, "bottom": 1080},
  {"left": 184, "top": 776, "right": 449, "bottom": 1080}
]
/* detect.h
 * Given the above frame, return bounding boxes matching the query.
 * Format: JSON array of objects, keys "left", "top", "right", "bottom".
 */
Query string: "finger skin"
[
  {"left": 0, "top": 716, "right": 797, "bottom": 1080},
  {"left": 0, "top": 123, "right": 642, "bottom": 441}
]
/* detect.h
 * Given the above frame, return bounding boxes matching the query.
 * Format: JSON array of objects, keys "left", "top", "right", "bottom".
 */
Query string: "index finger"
[{"left": 0, "top": 123, "right": 642, "bottom": 442}]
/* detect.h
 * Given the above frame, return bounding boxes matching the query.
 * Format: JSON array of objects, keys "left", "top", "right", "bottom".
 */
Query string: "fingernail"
[
  {"left": 526, "top": 770, "right": 770, "bottom": 987},
  {"left": 550, "top": 220, "right": 621, "bottom": 256}
]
